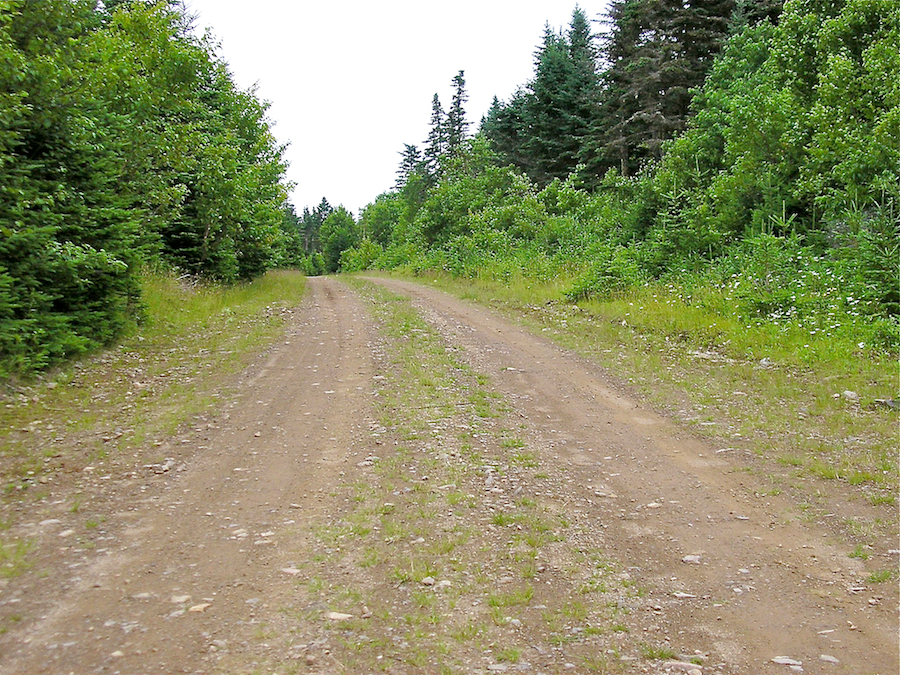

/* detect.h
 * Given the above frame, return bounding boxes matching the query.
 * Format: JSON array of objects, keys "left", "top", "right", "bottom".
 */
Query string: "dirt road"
[{"left": 0, "top": 276, "right": 895, "bottom": 674}]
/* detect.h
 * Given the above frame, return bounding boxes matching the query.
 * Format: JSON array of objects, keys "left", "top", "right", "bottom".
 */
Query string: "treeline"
[
  {"left": 0, "top": 0, "right": 295, "bottom": 378},
  {"left": 313, "top": 0, "right": 899, "bottom": 349}
]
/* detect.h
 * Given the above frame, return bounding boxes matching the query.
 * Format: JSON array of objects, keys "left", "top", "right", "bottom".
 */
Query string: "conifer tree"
[
  {"left": 480, "top": 92, "right": 532, "bottom": 173},
  {"left": 593, "top": 0, "right": 738, "bottom": 176},
  {"left": 423, "top": 94, "right": 446, "bottom": 179},
  {"left": 483, "top": 8, "right": 602, "bottom": 187},
  {"left": 446, "top": 70, "right": 469, "bottom": 153},
  {"left": 396, "top": 143, "right": 422, "bottom": 189}
]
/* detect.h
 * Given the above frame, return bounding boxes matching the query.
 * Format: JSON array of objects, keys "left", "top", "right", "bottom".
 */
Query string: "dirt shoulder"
[{"left": 0, "top": 276, "right": 896, "bottom": 675}]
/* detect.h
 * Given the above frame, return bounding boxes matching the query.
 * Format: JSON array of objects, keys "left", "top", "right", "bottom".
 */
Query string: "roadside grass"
[
  {"left": 297, "top": 278, "right": 649, "bottom": 673},
  {"left": 398, "top": 272, "right": 898, "bottom": 545}
]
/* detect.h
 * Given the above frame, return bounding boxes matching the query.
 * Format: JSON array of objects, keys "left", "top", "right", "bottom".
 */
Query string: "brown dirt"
[{"left": 0, "top": 276, "right": 896, "bottom": 674}]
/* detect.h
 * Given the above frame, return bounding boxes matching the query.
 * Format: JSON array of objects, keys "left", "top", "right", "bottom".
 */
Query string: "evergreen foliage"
[
  {"left": 483, "top": 7, "right": 602, "bottom": 186},
  {"left": 423, "top": 93, "right": 447, "bottom": 180},
  {"left": 594, "top": 0, "right": 737, "bottom": 176},
  {"left": 0, "top": 0, "right": 291, "bottom": 377},
  {"left": 396, "top": 144, "right": 422, "bottom": 189},
  {"left": 446, "top": 70, "right": 470, "bottom": 154}
]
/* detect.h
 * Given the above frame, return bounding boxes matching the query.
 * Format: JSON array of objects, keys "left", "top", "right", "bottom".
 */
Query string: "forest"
[
  {"left": 0, "top": 0, "right": 297, "bottom": 377},
  {"left": 310, "top": 0, "right": 899, "bottom": 363},
  {"left": 0, "top": 0, "right": 898, "bottom": 379}
]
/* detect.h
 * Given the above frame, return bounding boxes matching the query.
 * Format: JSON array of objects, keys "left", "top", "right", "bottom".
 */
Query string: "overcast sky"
[{"left": 184, "top": 1, "right": 610, "bottom": 216}]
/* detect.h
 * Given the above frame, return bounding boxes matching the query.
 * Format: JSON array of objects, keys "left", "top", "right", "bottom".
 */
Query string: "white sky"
[{"left": 185, "top": 1, "right": 609, "bottom": 216}]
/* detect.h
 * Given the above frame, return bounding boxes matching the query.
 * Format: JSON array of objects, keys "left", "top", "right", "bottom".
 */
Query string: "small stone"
[
  {"left": 171, "top": 595, "right": 191, "bottom": 604},
  {"left": 280, "top": 567, "right": 301, "bottom": 576},
  {"left": 58, "top": 529, "right": 75, "bottom": 538},
  {"left": 305, "top": 654, "right": 317, "bottom": 666},
  {"left": 487, "top": 665, "right": 508, "bottom": 672},
  {"left": 420, "top": 576, "right": 435, "bottom": 586},
  {"left": 682, "top": 555, "right": 702, "bottom": 564},
  {"left": 772, "top": 656, "right": 803, "bottom": 666},
  {"left": 664, "top": 661, "right": 702, "bottom": 672},
  {"left": 672, "top": 592, "right": 696, "bottom": 599},
  {"left": 325, "top": 612, "right": 353, "bottom": 621},
  {"left": 841, "top": 390, "right": 859, "bottom": 402},
  {"left": 188, "top": 603, "right": 211, "bottom": 613},
  {"left": 819, "top": 655, "right": 839, "bottom": 664},
  {"left": 110, "top": 650, "right": 124, "bottom": 658}
]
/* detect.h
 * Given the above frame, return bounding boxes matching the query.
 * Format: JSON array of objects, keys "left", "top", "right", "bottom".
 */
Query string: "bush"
[
  {"left": 340, "top": 240, "right": 383, "bottom": 273},
  {"left": 565, "top": 243, "right": 651, "bottom": 301}
]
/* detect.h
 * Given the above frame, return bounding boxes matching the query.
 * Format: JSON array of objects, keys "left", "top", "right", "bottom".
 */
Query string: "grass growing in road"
[{"left": 293, "top": 279, "right": 646, "bottom": 673}]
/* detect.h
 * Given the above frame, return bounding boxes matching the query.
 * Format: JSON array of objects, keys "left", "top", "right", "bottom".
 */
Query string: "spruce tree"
[
  {"left": 483, "top": 8, "right": 602, "bottom": 187},
  {"left": 480, "top": 91, "right": 532, "bottom": 173},
  {"left": 522, "top": 26, "right": 576, "bottom": 185},
  {"left": 446, "top": 70, "right": 469, "bottom": 154},
  {"left": 593, "top": 0, "right": 738, "bottom": 176},
  {"left": 396, "top": 143, "right": 422, "bottom": 189},
  {"left": 423, "top": 93, "right": 446, "bottom": 180}
]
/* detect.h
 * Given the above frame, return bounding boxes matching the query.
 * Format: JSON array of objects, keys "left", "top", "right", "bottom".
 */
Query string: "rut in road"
[{"left": 0, "top": 276, "right": 894, "bottom": 675}]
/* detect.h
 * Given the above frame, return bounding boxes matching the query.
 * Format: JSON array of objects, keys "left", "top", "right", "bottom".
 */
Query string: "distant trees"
[
  {"left": 483, "top": 7, "right": 602, "bottom": 186},
  {"left": 340, "top": 0, "right": 897, "bottom": 330},
  {"left": 288, "top": 0, "right": 898, "bottom": 341},
  {"left": 396, "top": 144, "right": 423, "bottom": 189},
  {"left": 423, "top": 94, "right": 447, "bottom": 178},
  {"left": 482, "top": 3, "right": 768, "bottom": 181},
  {"left": 396, "top": 70, "right": 471, "bottom": 191},
  {"left": 319, "top": 207, "right": 359, "bottom": 273},
  {"left": 446, "top": 70, "right": 470, "bottom": 154}
]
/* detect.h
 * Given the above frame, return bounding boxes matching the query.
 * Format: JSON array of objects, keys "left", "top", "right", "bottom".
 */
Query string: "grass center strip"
[{"left": 285, "top": 280, "right": 663, "bottom": 674}]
